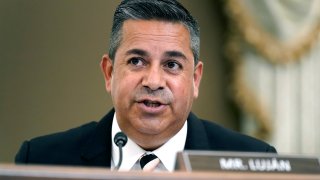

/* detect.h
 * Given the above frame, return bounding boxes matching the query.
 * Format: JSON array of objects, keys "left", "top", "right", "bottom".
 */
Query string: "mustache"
[{"left": 134, "top": 86, "right": 174, "bottom": 104}]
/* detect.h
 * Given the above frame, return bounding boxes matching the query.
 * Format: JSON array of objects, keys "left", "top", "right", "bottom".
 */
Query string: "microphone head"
[{"left": 114, "top": 132, "right": 128, "bottom": 147}]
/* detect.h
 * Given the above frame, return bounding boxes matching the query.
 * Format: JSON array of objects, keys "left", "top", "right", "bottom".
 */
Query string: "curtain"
[{"left": 225, "top": 0, "right": 320, "bottom": 155}]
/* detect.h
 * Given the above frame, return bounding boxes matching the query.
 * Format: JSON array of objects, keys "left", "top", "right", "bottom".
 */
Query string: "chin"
[{"left": 137, "top": 125, "right": 163, "bottom": 135}]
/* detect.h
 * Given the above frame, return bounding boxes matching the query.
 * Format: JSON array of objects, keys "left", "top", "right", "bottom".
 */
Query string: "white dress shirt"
[{"left": 111, "top": 113, "right": 187, "bottom": 172}]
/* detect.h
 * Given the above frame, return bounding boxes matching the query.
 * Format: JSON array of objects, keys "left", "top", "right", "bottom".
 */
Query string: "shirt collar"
[{"left": 111, "top": 112, "right": 187, "bottom": 172}]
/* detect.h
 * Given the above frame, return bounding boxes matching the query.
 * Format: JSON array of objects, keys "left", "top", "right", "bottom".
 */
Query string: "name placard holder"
[{"left": 175, "top": 151, "right": 320, "bottom": 174}]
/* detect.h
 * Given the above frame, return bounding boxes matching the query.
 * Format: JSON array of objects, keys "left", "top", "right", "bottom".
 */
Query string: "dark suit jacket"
[{"left": 15, "top": 109, "right": 276, "bottom": 167}]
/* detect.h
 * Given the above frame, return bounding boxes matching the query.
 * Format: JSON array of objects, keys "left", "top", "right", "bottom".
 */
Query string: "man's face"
[{"left": 101, "top": 20, "right": 203, "bottom": 150}]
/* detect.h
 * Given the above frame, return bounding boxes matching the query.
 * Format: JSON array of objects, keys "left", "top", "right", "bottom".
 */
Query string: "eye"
[
  {"left": 128, "top": 57, "right": 145, "bottom": 67},
  {"left": 164, "top": 61, "right": 182, "bottom": 71}
]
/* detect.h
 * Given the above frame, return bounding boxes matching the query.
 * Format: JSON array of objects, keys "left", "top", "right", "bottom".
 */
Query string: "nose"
[{"left": 141, "top": 65, "right": 165, "bottom": 91}]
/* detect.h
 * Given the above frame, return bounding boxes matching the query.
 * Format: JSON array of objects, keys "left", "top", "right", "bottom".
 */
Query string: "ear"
[
  {"left": 193, "top": 61, "right": 203, "bottom": 98},
  {"left": 100, "top": 54, "right": 113, "bottom": 93}
]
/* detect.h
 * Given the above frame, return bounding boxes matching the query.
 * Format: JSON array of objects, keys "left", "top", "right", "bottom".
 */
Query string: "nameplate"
[{"left": 175, "top": 151, "right": 320, "bottom": 174}]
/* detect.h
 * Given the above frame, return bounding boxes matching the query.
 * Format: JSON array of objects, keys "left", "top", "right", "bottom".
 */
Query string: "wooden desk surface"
[{"left": 1, "top": 163, "right": 319, "bottom": 180}]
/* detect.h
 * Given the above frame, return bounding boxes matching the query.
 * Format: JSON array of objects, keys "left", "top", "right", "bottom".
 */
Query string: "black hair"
[{"left": 109, "top": 0, "right": 200, "bottom": 64}]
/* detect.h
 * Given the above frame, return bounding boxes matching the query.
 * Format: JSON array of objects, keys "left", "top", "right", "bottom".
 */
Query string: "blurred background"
[{"left": 0, "top": 0, "right": 319, "bottom": 163}]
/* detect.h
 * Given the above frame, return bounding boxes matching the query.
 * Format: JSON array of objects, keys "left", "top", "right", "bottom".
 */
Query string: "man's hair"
[{"left": 109, "top": 0, "right": 200, "bottom": 65}]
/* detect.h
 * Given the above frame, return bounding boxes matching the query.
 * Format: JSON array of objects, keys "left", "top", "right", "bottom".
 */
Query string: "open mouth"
[
  {"left": 142, "top": 100, "right": 162, "bottom": 107},
  {"left": 136, "top": 98, "right": 167, "bottom": 113}
]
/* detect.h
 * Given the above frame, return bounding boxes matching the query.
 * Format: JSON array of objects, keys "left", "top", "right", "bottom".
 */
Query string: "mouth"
[
  {"left": 136, "top": 99, "right": 168, "bottom": 113},
  {"left": 142, "top": 100, "right": 162, "bottom": 107}
]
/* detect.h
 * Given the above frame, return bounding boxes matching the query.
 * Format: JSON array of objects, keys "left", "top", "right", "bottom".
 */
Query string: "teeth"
[{"left": 144, "top": 100, "right": 161, "bottom": 107}]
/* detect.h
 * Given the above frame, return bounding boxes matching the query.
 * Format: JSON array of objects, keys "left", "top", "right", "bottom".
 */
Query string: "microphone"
[{"left": 114, "top": 132, "right": 128, "bottom": 170}]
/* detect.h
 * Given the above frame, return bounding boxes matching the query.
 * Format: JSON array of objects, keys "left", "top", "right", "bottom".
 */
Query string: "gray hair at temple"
[{"left": 108, "top": 0, "right": 200, "bottom": 65}]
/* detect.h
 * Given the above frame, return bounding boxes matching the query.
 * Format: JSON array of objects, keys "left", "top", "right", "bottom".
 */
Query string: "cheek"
[
  {"left": 171, "top": 78, "right": 194, "bottom": 106},
  {"left": 111, "top": 72, "right": 140, "bottom": 103}
]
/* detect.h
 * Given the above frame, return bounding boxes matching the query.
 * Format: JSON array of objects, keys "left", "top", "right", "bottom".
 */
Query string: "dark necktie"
[{"left": 139, "top": 153, "right": 160, "bottom": 171}]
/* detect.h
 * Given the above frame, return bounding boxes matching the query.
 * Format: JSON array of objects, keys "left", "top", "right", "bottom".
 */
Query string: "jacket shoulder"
[
  {"left": 15, "top": 121, "right": 98, "bottom": 164},
  {"left": 200, "top": 119, "right": 276, "bottom": 153}
]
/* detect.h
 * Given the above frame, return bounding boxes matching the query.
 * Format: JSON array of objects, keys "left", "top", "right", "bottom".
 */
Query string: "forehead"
[
  {"left": 117, "top": 20, "right": 193, "bottom": 58},
  {"left": 122, "top": 19, "right": 190, "bottom": 37}
]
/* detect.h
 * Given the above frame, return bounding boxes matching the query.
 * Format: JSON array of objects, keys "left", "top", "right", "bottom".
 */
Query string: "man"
[{"left": 15, "top": 0, "right": 276, "bottom": 172}]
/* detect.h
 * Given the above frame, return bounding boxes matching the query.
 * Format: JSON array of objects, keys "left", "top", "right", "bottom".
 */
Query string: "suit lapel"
[
  {"left": 184, "top": 112, "right": 211, "bottom": 150},
  {"left": 79, "top": 110, "right": 209, "bottom": 166},
  {"left": 80, "top": 109, "right": 115, "bottom": 167}
]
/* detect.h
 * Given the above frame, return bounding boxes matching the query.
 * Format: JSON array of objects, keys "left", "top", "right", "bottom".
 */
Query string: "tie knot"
[{"left": 139, "top": 153, "right": 160, "bottom": 171}]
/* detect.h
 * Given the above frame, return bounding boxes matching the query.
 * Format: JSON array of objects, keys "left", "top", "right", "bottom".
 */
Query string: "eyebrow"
[
  {"left": 125, "top": 49, "right": 149, "bottom": 57},
  {"left": 164, "top": 51, "right": 187, "bottom": 61},
  {"left": 125, "top": 48, "right": 187, "bottom": 60}
]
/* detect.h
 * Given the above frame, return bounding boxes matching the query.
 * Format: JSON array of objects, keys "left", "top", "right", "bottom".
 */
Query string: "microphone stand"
[{"left": 114, "top": 132, "right": 128, "bottom": 170}]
